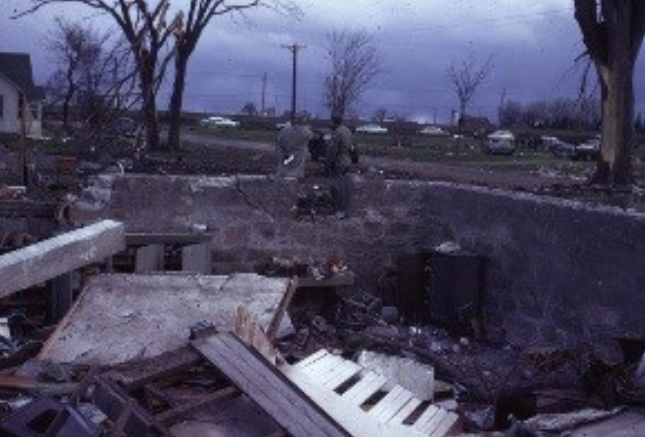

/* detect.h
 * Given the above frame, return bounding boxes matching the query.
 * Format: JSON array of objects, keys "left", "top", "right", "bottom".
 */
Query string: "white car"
[
  {"left": 200, "top": 116, "right": 240, "bottom": 129},
  {"left": 356, "top": 124, "right": 388, "bottom": 134},
  {"left": 420, "top": 126, "right": 449, "bottom": 137},
  {"left": 487, "top": 130, "right": 515, "bottom": 141}
]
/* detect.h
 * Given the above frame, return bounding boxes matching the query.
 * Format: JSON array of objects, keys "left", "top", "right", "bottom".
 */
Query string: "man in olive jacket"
[{"left": 326, "top": 114, "right": 355, "bottom": 216}]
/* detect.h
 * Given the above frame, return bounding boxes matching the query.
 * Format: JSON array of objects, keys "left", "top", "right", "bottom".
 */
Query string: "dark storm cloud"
[{"left": 2, "top": 0, "right": 644, "bottom": 121}]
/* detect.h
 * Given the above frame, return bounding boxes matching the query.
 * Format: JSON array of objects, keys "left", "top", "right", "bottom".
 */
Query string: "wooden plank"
[
  {"left": 0, "top": 220, "right": 125, "bottom": 298},
  {"left": 294, "top": 349, "right": 329, "bottom": 370},
  {"left": 342, "top": 372, "right": 388, "bottom": 406},
  {"left": 125, "top": 233, "right": 213, "bottom": 246},
  {"left": 301, "top": 354, "right": 344, "bottom": 380},
  {"left": 267, "top": 279, "right": 298, "bottom": 340},
  {"left": 193, "top": 333, "right": 349, "bottom": 437},
  {"left": 283, "top": 366, "right": 426, "bottom": 437},
  {"left": 0, "top": 200, "right": 57, "bottom": 218},
  {"left": 388, "top": 398, "right": 421, "bottom": 426},
  {"left": 413, "top": 406, "right": 441, "bottom": 432},
  {"left": 420, "top": 410, "right": 447, "bottom": 434},
  {"left": 369, "top": 386, "right": 414, "bottom": 421},
  {"left": 428, "top": 413, "right": 459, "bottom": 437},
  {"left": 234, "top": 307, "right": 280, "bottom": 365},
  {"left": 322, "top": 361, "right": 362, "bottom": 390},
  {"left": 315, "top": 360, "right": 356, "bottom": 388}
]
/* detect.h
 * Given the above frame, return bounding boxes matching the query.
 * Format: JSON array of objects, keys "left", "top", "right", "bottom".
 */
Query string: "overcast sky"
[{"left": 1, "top": 0, "right": 644, "bottom": 123}]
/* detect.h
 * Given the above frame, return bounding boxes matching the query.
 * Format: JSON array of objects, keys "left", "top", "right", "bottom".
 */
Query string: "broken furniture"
[
  {"left": 282, "top": 349, "right": 458, "bottom": 437},
  {"left": 191, "top": 311, "right": 458, "bottom": 437},
  {"left": 427, "top": 248, "right": 484, "bottom": 334},
  {"left": 194, "top": 332, "right": 350, "bottom": 437}
]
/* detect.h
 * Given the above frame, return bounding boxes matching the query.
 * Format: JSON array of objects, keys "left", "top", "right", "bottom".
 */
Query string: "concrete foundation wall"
[{"left": 74, "top": 174, "right": 645, "bottom": 349}]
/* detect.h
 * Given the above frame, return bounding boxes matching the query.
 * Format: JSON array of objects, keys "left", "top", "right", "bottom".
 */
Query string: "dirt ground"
[{"left": 171, "top": 132, "right": 645, "bottom": 213}]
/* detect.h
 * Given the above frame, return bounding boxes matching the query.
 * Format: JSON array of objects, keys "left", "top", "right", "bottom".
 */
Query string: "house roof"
[{"left": 0, "top": 53, "right": 41, "bottom": 100}]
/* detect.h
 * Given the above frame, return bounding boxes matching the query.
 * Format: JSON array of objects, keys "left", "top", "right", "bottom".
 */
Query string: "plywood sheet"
[{"left": 40, "top": 273, "right": 290, "bottom": 365}]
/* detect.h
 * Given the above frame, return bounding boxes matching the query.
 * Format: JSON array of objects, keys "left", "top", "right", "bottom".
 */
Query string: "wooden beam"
[
  {"left": 0, "top": 220, "right": 125, "bottom": 298},
  {"left": 125, "top": 233, "right": 212, "bottom": 246},
  {"left": 193, "top": 333, "right": 350, "bottom": 437}
]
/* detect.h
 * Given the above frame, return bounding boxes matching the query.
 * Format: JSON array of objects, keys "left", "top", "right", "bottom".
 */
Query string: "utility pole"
[
  {"left": 282, "top": 43, "right": 305, "bottom": 123},
  {"left": 498, "top": 88, "right": 507, "bottom": 126},
  {"left": 261, "top": 72, "right": 268, "bottom": 116}
]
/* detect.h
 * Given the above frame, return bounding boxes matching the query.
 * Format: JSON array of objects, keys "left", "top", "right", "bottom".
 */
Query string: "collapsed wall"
[{"left": 73, "top": 174, "right": 645, "bottom": 349}]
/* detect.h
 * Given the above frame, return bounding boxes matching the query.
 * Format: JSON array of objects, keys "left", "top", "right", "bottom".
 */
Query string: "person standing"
[
  {"left": 326, "top": 114, "right": 355, "bottom": 217},
  {"left": 275, "top": 121, "right": 312, "bottom": 179}
]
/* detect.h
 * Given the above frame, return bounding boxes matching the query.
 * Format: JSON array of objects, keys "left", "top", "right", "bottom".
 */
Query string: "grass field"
[{"left": 188, "top": 126, "right": 605, "bottom": 176}]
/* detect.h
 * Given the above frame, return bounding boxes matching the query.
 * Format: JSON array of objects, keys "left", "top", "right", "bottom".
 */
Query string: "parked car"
[
  {"left": 276, "top": 121, "right": 291, "bottom": 131},
  {"left": 540, "top": 136, "right": 560, "bottom": 151},
  {"left": 420, "top": 126, "right": 449, "bottom": 137},
  {"left": 487, "top": 130, "right": 515, "bottom": 141},
  {"left": 200, "top": 116, "right": 240, "bottom": 128},
  {"left": 549, "top": 139, "right": 576, "bottom": 158},
  {"left": 573, "top": 138, "right": 601, "bottom": 161},
  {"left": 356, "top": 124, "right": 388, "bottom": 135},
  {"left": 481, "top": 138, "right": 515, "bottom": 156}
]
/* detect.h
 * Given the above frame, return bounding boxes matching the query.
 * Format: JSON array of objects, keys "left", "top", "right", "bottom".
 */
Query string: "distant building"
[{"left": 0, "top": 53, "right": 45, "bottom": 138}]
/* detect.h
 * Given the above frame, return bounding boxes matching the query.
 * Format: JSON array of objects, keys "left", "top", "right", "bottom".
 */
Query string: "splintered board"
[{"left": 193, "top": 333, "right": 350, "bottom": 437}]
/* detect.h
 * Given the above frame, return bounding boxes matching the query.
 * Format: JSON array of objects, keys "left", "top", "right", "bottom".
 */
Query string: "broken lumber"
[
  {"left": 192, "top": 332, "right": 350, "bottom": 437},
  {"left": 0, "top": 220, "right": 125, "bottom": 298}
]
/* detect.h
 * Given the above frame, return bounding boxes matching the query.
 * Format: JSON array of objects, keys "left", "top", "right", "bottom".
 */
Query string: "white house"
[{"left": 0, "top": 53, "right": 44, "bottom": 138}]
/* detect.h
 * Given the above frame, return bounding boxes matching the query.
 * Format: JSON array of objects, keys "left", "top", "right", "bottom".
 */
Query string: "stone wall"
[{"left": 73, "top": 174, "right": 645, "bottom": 349}]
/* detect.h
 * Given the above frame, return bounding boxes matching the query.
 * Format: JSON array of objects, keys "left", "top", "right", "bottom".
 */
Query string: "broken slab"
[
  {"left": 0, "top": 220, "right": 125, "bottom": 298},
  {"left": 40, "top": 273, "right": 291, "bottom": 365}
]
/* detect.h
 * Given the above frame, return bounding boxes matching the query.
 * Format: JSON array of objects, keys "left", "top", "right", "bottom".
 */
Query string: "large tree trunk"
[
  {"left": 592, "top": 1, "right": 636, "bottom": 186},
  {"left": 167, "top": 51, "right": 189, "bottom": 152},
  {"left": 139, "top": 57, "right": 163, "bottom": 152},
  {"left": 594, "top": 64, "right": 635, "bottom": 185}
]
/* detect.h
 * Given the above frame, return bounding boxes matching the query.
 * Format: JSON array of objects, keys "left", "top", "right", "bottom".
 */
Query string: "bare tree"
[
  {"left": 373, "top": 107, "right": 388, "bottom": 123},
  {"left": 20, "top": 0, "right": 183, "bottom": 152},
  {"left": 323, "top": 30, "right": 382, "bottom": 118},
  {"left": 166, "top": 0, "right": 296, "bottom": 151},
  {"left": 47, "top": 19, "right": 103, "bottom": 135},
  {"left": 46, "top": 18, "right": 137, "bottom": 147},
  {"left": 574, "top": 0, "right": 645, "bottom": 185},
  {"left": 21, "top": 0, "right": 295, "bottom": 152},
  {"left": 446, "top": 54, "right": 494, "bottom": 120}
]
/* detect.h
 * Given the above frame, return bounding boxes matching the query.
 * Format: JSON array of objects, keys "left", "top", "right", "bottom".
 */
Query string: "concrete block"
[
  {"left": 0, "top": 220, "right": 125, "bottom": 298},
  {"left": 182, "top": 243, "right": 212, "bottom": 274},
  {"left": 357, "top": 350, "right": 435, "bottom": 401},
  {"left": 135, "top": 244, "right": 164, "bottom": 273}
]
